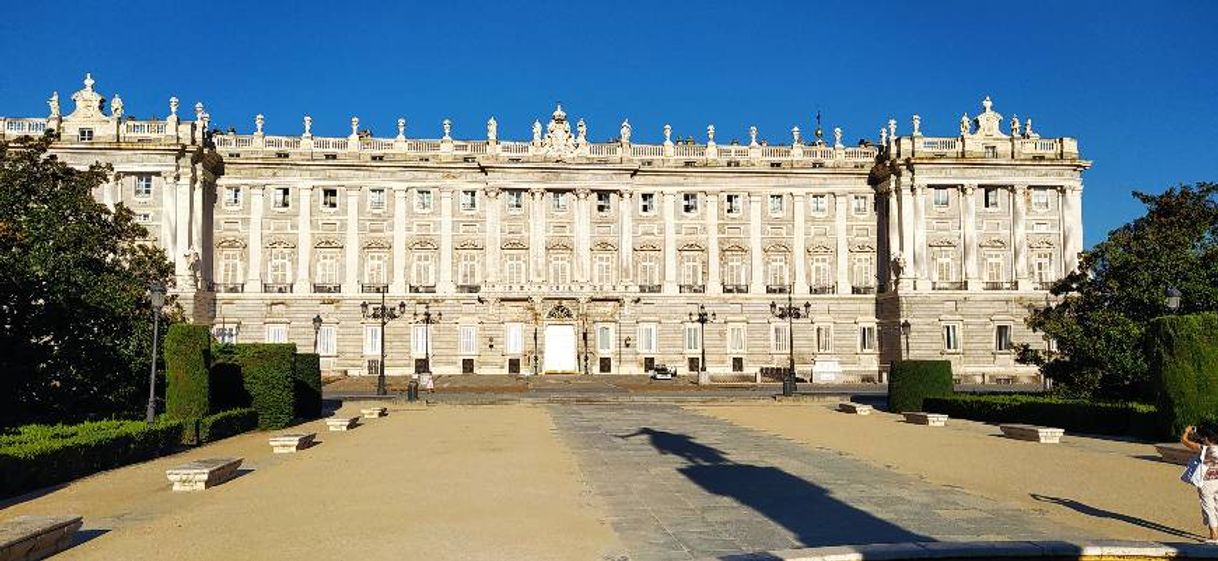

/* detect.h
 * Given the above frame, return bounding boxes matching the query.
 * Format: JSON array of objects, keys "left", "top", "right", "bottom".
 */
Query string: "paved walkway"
[{"left": 548, "top": 404, "right": 1081, "bottom": 561}]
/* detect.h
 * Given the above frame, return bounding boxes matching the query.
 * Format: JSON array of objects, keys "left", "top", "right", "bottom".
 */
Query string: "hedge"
[
  {"left": 198, "top": 408, "right": 259, "bottom": 443},
  {"left": 293, "top": 353, "right": 322, "bottom": 419},
  {"left": 1148, "top": 313, "right": 1218, "bottom": 438},
  {"left": 0, "top": 419, "right": 186, "bottom": 498},
  {"left": 888, "top": 360, "right": 953, "bottom": 413},
  {"left": 234, "top": 343, "right": 298, "bottom": 429},
  {"left": 164, "top": 324, "right": 213, "bottom": 420},
  {"left": 924, "top": 394, "right": 1159, "bottom": 438}
]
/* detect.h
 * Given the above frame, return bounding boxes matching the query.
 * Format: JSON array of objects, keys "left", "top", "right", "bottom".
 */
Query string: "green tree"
[
  {"left": 1023, "top": 182, "right": 1218, "bottom": 399},
  {"left": 0, "top": 135, "right": 175, "bottom": 427}
]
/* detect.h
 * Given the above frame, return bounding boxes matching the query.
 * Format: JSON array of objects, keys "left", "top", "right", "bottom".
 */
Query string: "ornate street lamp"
[
  {"left": 900, "top": 319, "right": 912, "bottom": 356},
  {"left": 311, "top": 314, "right": 323, "bottom": 353},
  {"left": 689, "top": 304, "right": 716, "bottom": 385},
  {"left": 1165, "top": 286, "right": 1182, "bottom": 312},
  {"left": 770, "top": 289, "right": 812, "bottom": 396},
  {"left": 145, "top": 282, "right": 166, "bottom": 423},
  {"left": 413, "top": 303, "right": 443, "bottom": 377},
  {"left": 361, "top": 291, "right": 407, "bottom": 396}
]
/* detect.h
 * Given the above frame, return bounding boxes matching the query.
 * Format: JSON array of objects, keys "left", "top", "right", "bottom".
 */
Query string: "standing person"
[
  {"left": 1182, "top": 422, "right": 1218, "bottom": 543},
  {"left": 424, "top": 373, "right": 435, "bottom": 394}
]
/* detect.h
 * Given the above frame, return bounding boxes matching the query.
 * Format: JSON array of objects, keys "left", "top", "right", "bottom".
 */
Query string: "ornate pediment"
[
  {"left": 456, "top": 239, "right": 483, "bottom": 250},
  {"left": 315, "top": 238, "right": 342, "bottom": 249},
  {"left": 849, "top": 242, "right": 876, "bottom": 253},
  {"left": 968, "top": 96, "right": 1007, "bottom": 139},
  {"left": 216, "top": 237, "right": 246, "bottom": 249},
  {"left": 362, "top": 238, "right": 391, "bottom": 250},
  {"left": 266, "top": 238, "right": 296, "bottom": 249},
  {"left": 679, "top": 242, "right": 705, "bottom": 252},
  {"left": 635, "top": 241, "right": 662, "bottom": 251},
  {"left": 546, "top": 304, "right": 574, "bottom": 320},
  {"left": 979, "top": 237, "right": 1008, "bottom": 249},
  {"left": 409, "top": 239, "right": 438, "bottom": 250},
  {"left": 539, "top": 104, "right": 584, "bottom": 159},
  {"left": 65, "top": 73, "right": 111, "bottom": 122},
  {"left": 928, "top": 237, "right": 958, "bottom": 248},
  {"left": 592, "top": 240, "right": 617, "bottom": 251},
  {"left": 502, "top": 240, "right": 528, "bottom": 250},
  {"left": 721, "top": 243, "right": 748, "bottom": 254},
  {"left": 764, "top": 243, "right": 791, "bottom": 254},
  {"left": 546, "top": 238, "right": 573, "bottom": 250},
  {"left": 1028, "top": 237, "right": 1057, "bottom": 249},
  {"left": 807, "top": 241, "right": 833, "bottom": 254}
]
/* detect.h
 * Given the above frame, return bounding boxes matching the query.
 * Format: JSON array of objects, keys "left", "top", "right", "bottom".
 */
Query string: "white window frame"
[
  {"left": 766, "top": 254, "right": 788, "bottom": 287},
  {"left": 810, "top": 194, "right": 828, "bottom": 214},
  {"left": 458, "top": 253, "right": 479, "bottom": 286},
  {"left": 321, "top": 188, "right": 339, "bottom": 211},
  {"left": 135, "top": 175, "right": 154, "bottom": 198},
  {"left": 681, "top": 254, "right": 703, "bottom": 287},
  {"left": 268, "top": 249, "right": 293, "bottom": 284},
  {"left": 995, "top": 324, "right": 1013, "bottom": 352},
  {"left": 412, "top": 253, "right": 435, "bottom": 286},
  {"left": 415, "top": 189, "right": 433, "bottom": 212},
  {"left": 768, "top": 194, "right": 784, "bottom": 216},
  {"left": 365, "top": 253, "right": 388, "bottom": 285},
  {"left": 458, "top": 325, "right": 477, "bottom": 356},
  {"left": 78, "top": 128, "right": 94, "bottom": 142},
  {"left": 933, "top": 188, "right": 950, "bottom": 209},
  {"left": 596, "top": 324, "right": 614, "bottom": 354},
  {"left": 725, "top": 194, "right": 742, "bottom": 216},
  {"left": 772, "top": 323, "right": 790, "bottom": 353},
  {"left": 265, "top": 323, "right": 288, "bottom": 344},
  {"left": 505, "top": 323, "right": 524, "bottom": 355},
  {"left": 316, "top": 252, "right": 340, "bottom": 285},
  {"left": 412, "top": 325, "right": 431, "bottom": 357},
  {"left": 943, "top": 323, "right": 961, "bottom": 353},
  {"left": 683, "top": 324, "right": 701, "bottom": 353},
  {"left": 460, "top": 190, "right": 478, "bottom": 211},
  {"left": 552, "top": 192, "right": 569, "bottom": 212},
  {"left": 272, "top": 187, "right": 291, "bottom": 209},
  {"left": 317, "top": 325, "right": 337, "bottom": 356},
  {"left": 1032, "top": 188, "right": 1050, "bottom": 212},
  {"left": 219, "top": 251, "right": 243, "bottom": 285},
  {"left": 368, "top": 188, "right": 386, "bottom": 211},
  {"left": 852, "top": 195, "right": 869, "bottom": 215},
  {"left": 859, "top": 324, "right": 876, "bottom": 353},
  {"left": 549, "top": 253, "right": 571, "bottom": 284},
  {"left": 637, "top": 254, "right": 659, "bottom": 286},
  {"left": 682, "top": 193, "right": 699, "bottom": 214},
  {"left": 596, "top": 192, "right": 612, "bottom": 213},
  {"left": 816, "top": 324, "right": 833, "bottom": 353},
  {"left": 224, "top": 186, "right": 242, "bottom": 208},
  {"left": 983, "top": 187, "right": 1000, "bottom": 210},
  {"left": 637, "top": 323, "right": 658, "bottom": 354},
  {"left": 593, "top": 253, "right": 615, "bottom": 285},
  {"left": 506, "top": 190, "right": 524, "bottom": 212},
  {"left": 1033, "top": 251, "right": 1055, "bottom": 283},
  {"left": 214, "top": 323, "right": 239, "bottom": 345},
  {"left": 984, "top": 255, "right": 1005, "bottom": 283},
  {"left": 728, "top": 324, "right": 746, "bottom": 354},
  {"left": 639, "top": 192, "right": 656, "bottom": 214},
  {"left": 364, "top": 324, "right": 382, "bottom": 356},
  {"left": 505, "top": 253, "right": 526, "bottom": 284},
  {"left": 725, "top": 254, "right": 748, "bottom": 285}
]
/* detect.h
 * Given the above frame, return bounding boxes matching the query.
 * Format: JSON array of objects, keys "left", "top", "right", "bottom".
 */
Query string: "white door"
[{"left": 543, "top": 324, "right": 578, "bottom": 373}]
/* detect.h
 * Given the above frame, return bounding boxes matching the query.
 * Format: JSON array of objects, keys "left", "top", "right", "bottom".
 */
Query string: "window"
[
  {"left": 365, "top": 253, "right": 388, "bottom": 285},
  {"left": 459, "top": 326, "right": 477, "bottom": 356},
  {"left": 933, "top": 188, "right": 949, "bottom": 209},
  {"left": 214, "top": 324, "right": 239, "bottom": 345},
  {"left": 768, "top": 194, "right": 784, "bottom": 216},
  {"left": 596, "top": 192, "right": 611, "bottom": 213},
  {"left": 364, "top": 325, "right": 382, "bottom": 355},
  {"left": 725, "top": 254, "right": 748, "bottom": 285},
  {"left": 272, "top": 187, "right": 290, "bottom": 209},
  {"left": 504, "top": 253, "right": 526, "bottom": 284},
  {"left": 984, "top": 145, "right": 998, "bottom": 158},
  {"left": 811, "top": 256, "right": 832, "bottom": 289},
  {"left": 552, "top": 192, "right": 569, "bottom": 212},
  {"left": 683, "top": 324, "right": 701, "bottom": 352},
  {"left": 728, "top": 325, "right": 746, "bottom": 354},
  {"left": 415, "top": 189, "right": 433, "bottom": 212},
  {"left": 1032, "top": 189, "right": 1050, "bottom": 211},
  {"left": 995, "top": 325, "right": 1013, "bottom": 352},
  {"left": 322, "top": 188, "right": 338, "bottom": 210},
  {"left": 682, "top": 193, "right": 699, "bottom": 214},
  {"left": 594, "top": 254, "right": 615, "bottom": 285},
  {"left": 725, "top": 194, "right": 742, "bottom": 215},
  {"left": 639, "top": 193, "right": 656, "bottom": 214},
  {"left": 219, "top": 251, "right": 242, "bottom": 284},
  {"left": 549, "top": 253, "right": 570, "bottom": 284},
  {"left": 458, "top": 253, "right": 479, "bottom": 285},
  {"left": 811, "top": 195, "right": 828, "bottom": 214},
  {"left": 135, "top": 175, "right": 153, "bottom": 198},
  {"left": 224, "top": 186, "right": 242, "bottom": 207},
  {"left": 766, "top": 254, "right": 788, "bottom": 287},
  {"left": 461, "top": 190, "right": 478, "bottom": 211},
  {"left": 985, "top": 255, "right": 1004, "bottom": 282},
  {"left": 859, "top": 325, "right": 876, "bottom": 352},
  {"left": 596, "top": 325, "right": 614, "bottom": 354},
  {"left": 637, "top": 254, "right": 659, "bottom": 286},
  {"left": 772, "top": 323, "right": 789, "bottom": 353},
  {"left": 412, "top": 253, "right": 435, "bottom": 286},
  {"left": 265, "top": 324, "right": 288, "bottom": 344},
  {"left": 851, "top": 255, "right": 875, "bottom": 288},
  {"left": 935, "top": 253, "right": 955, "bottom": 282},
  {"left": 637, "top": 323, "right": 658, "bottom": 354},
  {"left": 317, "top": 325, "right": 337, "bottom": 356},
  {"left": 369, "top": 188, "right": 386, "bottom": 210},
  {"left": 681, "top": 254, "right": 703, "bottom": 286},
  {"left": 316, "top": 252, "right": 340, "bottom": 285},
  {"left": 943, "top": 323, "right": 960, "bottom": 352},
  {"left": 268, "top": 249, "right": 292, "bottom": 284},
  {"left": 852, "top": 195, "right": 869, "bottom": 215},
  {"left": 506, "top": 190, "right": 524, "bottom": 211},
  {"left": 984, "top": 187, "right": 1000, "bottom": 209},
  {"left": 412, "top": 325, "right": 430, "bottom": 356},
  {"left": 135, "top": 212, "right": 152, "bottom": 223},
  {"left": 1033, "top": 252, "right": 1055, "bottom": 283},
  {"left": 77, "top": 128, "right": 93, "bottom": 142},
  {"left": 505, "top": 323, "right": 523, "bottom": 355},
  {"left": 816, "top": 325, "right": 833, "bottom": 353}
]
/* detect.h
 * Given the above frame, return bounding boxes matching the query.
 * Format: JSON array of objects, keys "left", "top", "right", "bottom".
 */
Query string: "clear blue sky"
[{"left": 2, "top": 0, "right": 1214, "bottom": 247}]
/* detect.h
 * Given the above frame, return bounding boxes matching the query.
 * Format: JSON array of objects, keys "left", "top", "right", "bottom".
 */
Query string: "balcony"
[
  {"left": 362, "top": 283, "right": 389, "bottom": 293},
  {"left": 1037, "top": 280, "right": 1057, "bottom": 291},
  {"left": 809, "top": 284, "right": 835, "bottom": 295},
  {"left": 637, "top": 284, "right": 662, "bottom": 293},
  {"left": 766, "top": 285, "right": 790, "bottom": 294},
  {"left": 679, "top": 284, "right": 705, "bottom": 294},
  {"left": 723, "top": 284, "right": 749, "bottom": 294},
  {"left": 263, "top": 283, "right": 292, "bottom": 294},
  {"left": 456, "top": 284, "right": 482, "bottom": 293},
  {"left": 313, "top": 283, "right": 341, "bottom": 293},
  {"left": 852, "top": 285, "right": 877, "bottom": 295},
  {"left": 214, "top": 283, "right": 244, "bottom": 294},
  {"left": 982, "top": 281, "right": 1018, "bottom": 291},
  {"left": 932, "top": 281, "right": 967, "bottom": 291},
  {"left": 409, "top": 285, "right": 436, "bottom": 294}
]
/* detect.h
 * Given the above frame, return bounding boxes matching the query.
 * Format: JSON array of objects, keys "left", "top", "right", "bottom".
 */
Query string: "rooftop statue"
[
  {"left": 619, "top": 119, "right": 631, "bottom": 143},
  {"left": 110, "top": 94, "right": 124, "bottom": 119},
  {"left": 47, "top": 91, "right": 60, "bottom": 118},
  {"left": 487, "top": 116, "right": 497, "bottom": 142}
]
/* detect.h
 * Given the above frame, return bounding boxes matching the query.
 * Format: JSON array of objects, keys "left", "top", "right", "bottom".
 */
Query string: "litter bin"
[{"left": 407, "top": 379, "right": 420, "bottom": 402}]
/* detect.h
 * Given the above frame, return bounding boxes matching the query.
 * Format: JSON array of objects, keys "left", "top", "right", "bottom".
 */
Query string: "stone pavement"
[{"left": 549, "top": 404, "right": 1084, "bottom": 561}]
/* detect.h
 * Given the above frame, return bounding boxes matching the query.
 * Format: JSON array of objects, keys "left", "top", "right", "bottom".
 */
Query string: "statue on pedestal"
[
  {"left": 620, "top": 119, "right": 631, "bottom": 143},
  {"left": 487, "top": 116, "right": 498, "bottom": 142},
  {"left": 47, "top": 91, "right": 60, "bottom": 118}
]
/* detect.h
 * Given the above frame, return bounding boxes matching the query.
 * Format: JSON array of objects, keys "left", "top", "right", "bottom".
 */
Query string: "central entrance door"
[{"left": 543, "top": 324, "right": 578, "bottom": 373}]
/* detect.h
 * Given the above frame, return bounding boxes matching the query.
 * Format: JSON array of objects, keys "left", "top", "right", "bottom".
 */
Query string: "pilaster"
[
  {"left": 438, "top": 188, "right": 455, "bottom": 293},
  {"left": 662, "top": 192, "right": 678, "bottom": 294},
  {"left": 342, "top": 186, "right": 360, "bottom": 294},
  {"left": 530, "top": 188, "right": 546, "bottom": 283},
  {"left": 244, "top": 185, "right": 265, "bottom": 292},
  {"left": 390, "top": 186, "right": 408, "bottom": 293},
  {"left": 1012, "top": 184, "right": 1029, "bottom": 289},
  {"left": 911, "top": 182, "right": 928, "bottom": 289},
  {"left": 961, "top": 184, "right": 978, "bottom": 288},
  {"left": 175, "top": 177, "right": 192, "bottom": 288},
  {"left": 294, "top": 184, "right": 313, "bottom": 293},
  {"left": 485, "top": 187, "right": 502, "bottom": 285},
  {"left": 748, "top": 193, "right": 764, "bottom": 294},
  {"left": 706, "top": 191, "right": 721, "bottom": 294},
  {"left": 1063, "top": 184, "right": 1083, "bottom": 276},
  {"left": 619, "top": 190, "right": 633, "bottom": 283},
  {"left": 899, "top": 179, "right": 916, "bottom": 290},
  {"left": 792, "top": 192, "right": 808, "bottom": 294},
  {"left": 575, "top": 188, "right": 592, "bottom": 283},
  {"left": 834, "top": 193, "right": 850, "bottom": 294}
]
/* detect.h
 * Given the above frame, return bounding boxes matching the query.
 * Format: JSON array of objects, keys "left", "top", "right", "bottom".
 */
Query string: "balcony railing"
[
  {"left": 1037, "top": 280, "right": 1057, "bottom": 291},
  {"left": 809, "top": 284, "right": 835, "bottom": 295},
  {"left": 263, "top": 283, "right": 292, "bottom": 293},
  {"left": 765, "top": 285, "right": 790, "bottom": 294},
  {"left": 723, "top": 284, "right": 749, "bottom": 294},
  {"left": 933, "top": 281, "right": 967, "bottom": 291},
  {"left": 679, "top": 284, "right": 705, "bottom": 294},
  {"left": 409, "top": 285, "right": 436, "bottom": 294},
  {"left": 851, "top": 285, "right": 877, "bottom": 295},
  {"left": 313, "top": 283, "right": 341, "bottom": 293},
  {"left": 214, "top": 283, "right": 244, "bottom": 293},
  {"left": 982, "top": 281, "right": 1018, "bottom": 291},
  {"left": 637, "top": 284, "right": 662, "bottom": 293},
  {"left": 361, "top": 283, "right": 388, "bottom": 293},
  {"left": 456, "top": 284, "right": 482, "bottom": 293}
]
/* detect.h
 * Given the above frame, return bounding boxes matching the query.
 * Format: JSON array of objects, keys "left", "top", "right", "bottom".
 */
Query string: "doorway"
[{"left": 543, "top": 324, "right": 578, "bottom": 373}]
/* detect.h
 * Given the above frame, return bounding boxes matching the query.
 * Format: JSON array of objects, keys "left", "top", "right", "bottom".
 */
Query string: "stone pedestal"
[
  {"left": 269, "top": 433, "right": 316, "bottom": 454},
  {"left": 326, "top": 416, "right": 360, "bottom": 431},
  {"left": 0, "top": 515, "right": 82, "bottom": 561},
  {"left": 166, "top": 457, "right": 243, "bottom": 492}
]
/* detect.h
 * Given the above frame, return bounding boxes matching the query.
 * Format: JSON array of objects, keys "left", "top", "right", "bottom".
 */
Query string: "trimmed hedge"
[
  {"left": 924, "top": 394, "right": 1159, "bottom": 438},
  {"left": 235, "top": 343, "right": 298, "bottom": 429},
  {"left": 1148, "top": 313, "right": 1218, "bottom": 438},
  {"left": 198, "top": 408, "right": 259, "bottom": 443},
  {"left": 888, "top": 360, "right": 953, "bottom": 413},
  {"left": 164, "top": 324, "right": 213, "bottom": 420},
  {"left": 0, "top": 419, "right": 185, "bottom": 498},
  {"left": 293, "top": 353, "right": 322, "bottom": 419}
]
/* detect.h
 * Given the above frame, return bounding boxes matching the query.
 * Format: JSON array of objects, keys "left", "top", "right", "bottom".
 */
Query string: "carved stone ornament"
[
  {"left": 721, "top": 243, "right": 748, "bottom": 254},
  {"left": 849, "top": 242, "right": 876, "bottom": 253},
  {"left": 764, "top": 243, "right": 791, "bottom": 254},
  {"left": 679, "top": 242, "right": 706, "bottom": 252},
  {"left": 409, "top": 239, "right": 438, "bottom": 250},
  {"left": 266, "top": 238, "right": 297, "bottom": 249},
  {"left": 635, "top": 241, "right": 662, "bottom": 252},
  {"left": 502, "top": 240, "right": 528, "bottom": 250},
  {"left": 546, "top": 238, "right": 573, "bottom": 250},
  {"left": 456, "top": 239, "right": 484, "bottom": 250},
  {"left": 972, "top": 96, "right": 1007, "bottom": 138},
  {"left": 314, "top": 238, "right": 343, "bottom": 249},
  {"left": 66, "top": 73, "right": 109, "bottom": 121},
  {"left": 362, "top": 238, "right": 391, "bottom": 250},
  {"left": 979, "top": 237, "right": 1008, "bottom": 249},
  {"left": 546, "top": 304, "right": 574, "bottom": 320},
  {"left": 592, "top": 241, "right": 617, "bottom": 251},
  {"left": 215, "top": 237, "right": 247, "bottom": 249},
  {"left": 928, "top": 237, "right": 959, "bottom": 248},
  {"left": 542, "top": 104, "right": 578, "bottom": 159},
  {"left": 807, "top": 241, "right": 834, "bottom": 254},
  {"left": 1028, "top": 237, "right": 1057, "bottom": 249}
]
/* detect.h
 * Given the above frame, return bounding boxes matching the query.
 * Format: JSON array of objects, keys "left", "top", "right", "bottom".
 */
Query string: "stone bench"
[
  {"left": 838, "top": 402, "right": 873, "bottom": 415},
  {"left": 1000, "top": 424, "right": 1064, "bottom": 443},
  {"left": 0, "top": 515, "right": 83, "bottom": 561},
  {"left": 1154, "top": 442, "right": 1196, "bottom": 465},
  {"left": 166, "top": 457, "right": 243, "bottom": 492},
  {"left": 903, "top": 412, "right": 948, "bottom": 427},
  {"left": 360, "top": 407, "right": 388, "bottom": 418},
  {"left": 268, "top": 433, "right": 316, "bottom": 454},
  {"left": 326, "top": 416, "right": 359, "bottom": 431}
]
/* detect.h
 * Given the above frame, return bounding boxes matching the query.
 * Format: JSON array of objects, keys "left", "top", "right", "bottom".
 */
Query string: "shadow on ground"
[
  {"left": 620, "top": 427, "right": 931, "bottom": 548},
  {"left": 1031, "top": 494, "right": 1202, "bottom": 541}
]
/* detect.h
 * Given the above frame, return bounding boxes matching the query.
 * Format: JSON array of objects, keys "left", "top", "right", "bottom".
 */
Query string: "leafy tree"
[
  {"left": 0, "top": 135, "right": 175, "bottom": 427},
  {"left": 1022, "top": 182, "right": 1218, "bottom": 399}
]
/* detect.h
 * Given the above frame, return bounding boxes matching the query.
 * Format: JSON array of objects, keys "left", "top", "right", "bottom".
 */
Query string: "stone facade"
[{"left": 1, "top": 75, "right": 1090, "bottom": 383}]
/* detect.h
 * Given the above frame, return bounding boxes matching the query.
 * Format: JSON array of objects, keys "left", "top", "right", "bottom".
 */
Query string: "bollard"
[{"left": 407, "top": 379, "right": 419, "bottom": 402}]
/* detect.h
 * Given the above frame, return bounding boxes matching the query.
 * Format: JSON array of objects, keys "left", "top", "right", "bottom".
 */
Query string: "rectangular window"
[
  {"left": 265, "top": 324, "right": 288, "bottom": 344},
  {"left": 682, "top": 193, "right": 699, "bottom": 214},
  {"left": 984, "top": 187, "right": 1000, "bottom": 209},
  {"left": 851, "top": 255, "right": 875, "bottom": 289},
  {"left": 1033, "top": 252, "right": 1055, "bottom": 283},
  {"left": 369, "top": 188, "right": 386, "bottom": 210},
  {"left": 811, "top": 256, "right": 832, "bottom": 289},
  {"left": 364, "top": 325, "right": 382, "bottom": 355},
  {"left": 459, "top": 325, "right": 477, "bottom": 356},
  {"left": 637, "top": 254, "right": 659, "bottom": 286},
  {"left": 77, "top": 128, "right": 93, "bottom": 142},
  {"left": 681, "top": 254, "right": 702, "bottom": 286},
  {"left": 213, "top": 324, "right": 239, "bottom": 345},
  {"left": 767, "top": 255, "right": 788, "bottom": 287},
  {"left": 322, "top": 188, "right": 338, "bottom": 210},
  {"left": 136, "top": 212, "right": 152, "bottom": 223},
  {"left": 412, "top": 253, "right": 435, "bottom": 286},
  {"left": 365, "top": 253, "right": 388, "bottom": 284},
  {"left": 811, "top": 195, "right": 828, "bottom": 214},
  {"left": 639, "top": 193, "right": 656, "bottom": 214},
  {"left": 943, "top": 323, "right": 960, "bottom": 352},
  {"left": 461, "top": 190, "right": 477, "bottom": 211},
  {"left": 995, "top": 325, "right": 1013, "bottom": 352},
  {"left": 683, "top": 324, "right": 701, "bottom": 352},
  {"left": 816, "top": 325, "right": 833, "bottom": 353},
  {"left": 135, "top": 175, "right": 153, "bottom": 198},
  {"left": 594, "top": 254, "right": 615, "bottom": 285},
  {"left": 728, "top": 325, "right": 746, "bottom": 354},
  {"left": 505, "top": 323, "right": 523, "bottom": 355},
  {"left": 933, "top": 188, "right": 949, "bottom": 209},
  {"left": 859, "top": 325, "right": 876, "bottom": 352},
  {"left": 224, "top": 186, "right": 242, "bottom": 207},
  {"left": 853, "top": 195, "right": 869, "bottom": 215},
  {"left": 1032, "top": 189, "right": 1050, "bottom": 211},
  {"left": 936, "top": 255, "right": 955, "bottom": 282},
  {"left": 317, "top": 325, "right": 337, "bottom": 356},
  {"left": 596, "top": 325, "right": 614, "bottom": 354},
  {"left": 316, "top": 252, "right": 340, "bottom": 285},
  {"left": 549, "top": 254, "right": 570, "bottom": 284},
  {"left": 985, "top": 256, "right": 1004, "bottom": 282},
  {"left": 272, "top": 187, "right": 291, "bottom": 209},
  {"left": 984, "top": 145, "right": 998, "bottom": 158},
  {"left": 772, "top": 323, "right": 789, "bottom": 353},
  {"left": 268, "top": 249, "right": 292, "bottom": 284},
  {"left": 505, "top": 253, "right": 526, "bottom": 284},
  {"left": 219, "top": 252, "right": 242, "bottom": 285},
  {"left": 596, "top": 192, "right": 611, "bottom": 213},
  {"left": 415, "top": 189, "right": 433, "bottom": 212},
  {"left": 768, "top": 194, "right": 784, "bottom": 216},
  {"left": 506, "top": 190, "right": 524, "bottom": 211},
  {"left": 412, "top": 325, "right": 430, "bottom": 356},
  {"left": 637, "top": 323, "right": 658, "bottom": 354},
  {"left": 458, "top": 253, "right": 479, "bottom": 285},
  {"left": 552, "top": 192, "right": 569, "bottom": 212},
  {"left": 725, "top": 194, "right": 742, "bottom": 215},
  {"left": 725, "top": 254, "right": 748, "bottom": 285}
]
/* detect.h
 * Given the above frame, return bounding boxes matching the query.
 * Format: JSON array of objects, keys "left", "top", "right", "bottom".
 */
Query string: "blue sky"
[{"left": 1, "top": 0, "right": 1214, "bottom": 247}]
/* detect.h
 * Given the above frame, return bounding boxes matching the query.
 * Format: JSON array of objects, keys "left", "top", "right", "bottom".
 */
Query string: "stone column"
[
  {"left": 342, "top": 186, "right": 360, "bottom": 294},
  {"left": 485, "top": 187, "right": 502, "bottom": 285},
  {"left": 1062, "top": 185, "right": 1083, "bottom": 275},
  {"left": 749, "top": 194, "right": 764, "bottom": 293},
  {"left": 530, "top": 188, "right": 546, "bottom": 283},
  {"left": 884, "top": 186, "right": 900, "bottom": 289},
  {"left": 911, "top": 182, "right": 928, "bottom": 289},
  {"left": 834, "top": 193, "right": 850, "bottom": 294},
  {"left": 662, "top": 192, "right": 678, "bottom": 293},
  {"left": 792, "top": 192, "right": 808, "bottom": 294},
  {"left": 161, "top": 174, "right": 177, "bottom": 274},
  {"left": 961, "top": 184, "right": 978, "bottom": 288},
  {"left": 175, "top": 177, "right": 192, "bottom": 287},
  {"left": 102, "top": 175, "right": 117, "bottom": 209},
  {"left": 899, "top": 180, "right": 916, "bottom": 290},
  {"left": 190, "top": 174, "right": 203, "bottom": 268},
  {"left": 391, "top": 186, "right": 407, "bottom": 293},
  {"left": 619, "top": 190, "right": 633, "bottom": 284},
  {"left": 706, "top": 191, "right": 721, "bottom": 294},
  {"left": 575, "top": 188, "right": 592, "bottom": 283},
  {"left": 439, "top": 188, "right": 454, "bottom": 293},
  {"left": 294, "top": 184, "right": 313, "bottom": 293},
  {"left": 1011, "top": 185, "right": 1029, "bottom": 289},
  {"left": 245, "top": 185, "right": 265, "bottom": 292}
]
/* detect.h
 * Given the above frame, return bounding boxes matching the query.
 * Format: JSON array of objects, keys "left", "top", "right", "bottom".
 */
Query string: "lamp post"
[
  {"left": 413, "top": 303, "right": 442, "bottom": 376},
  {"left": 361, "top": 291, "right": 406, "bottom": 397},
  {"left": 689, "top": 304, "right": 716, "bottom": 385},
  {"left": 1165, "top": 286, "right": 1182, "bottom": 313},
  {"left": 900, "top": 319, "right": 912, "bottom": 357},
  {"left": 311, "top": 314, "right": 322, "bottom": 353},
  {"left": 770, "top": 290, "right": 811, "bottom": 397},
  {"left": 145, "top": 282, "right": 165, "bottom": 424}
]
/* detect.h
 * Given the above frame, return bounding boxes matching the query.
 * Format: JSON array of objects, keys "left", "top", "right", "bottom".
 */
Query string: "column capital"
[
  {"left": 249, "top": 184, "right": 265, "bottom": 194},
  {"left": 619, "top": 188, "right": 634, "bottom": 199},
  {"left": 529, "top": 186, "right": 546, "bottom": 197},
  {"left": 961, "top": 183, "right": 976, "bottom": 194},
  {"left": 343, "top": 184, "right": 362, "bottom": 194},
  {"left": 910, "top": 182, "right": 925, "bottom": 194},
  {"left": 1012, "top": 184, "right": 1029, "bottom": 193},
  {"left": 485, "top": 186, "right": 502, "bottom": 198},
  {"left": 575, "top": 187, "right": 592, "bottom": 199}
]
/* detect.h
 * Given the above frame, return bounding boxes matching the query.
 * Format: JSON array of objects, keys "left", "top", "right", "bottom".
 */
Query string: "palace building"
[{"left": 2, "top": 74, "right": 1088, "bottom": 383}]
